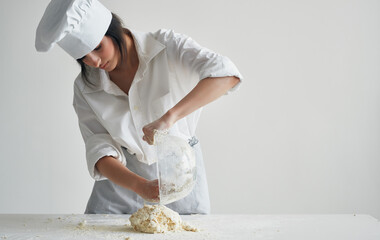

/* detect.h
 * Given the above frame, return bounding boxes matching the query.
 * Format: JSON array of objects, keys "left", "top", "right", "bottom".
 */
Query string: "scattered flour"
[
  {"left": 77, "top": 220, "right": 87, "bottom": 229},
  {"left": 181, "top": 221, "right": 200, "bottom": 232},
  {"left": 129, "top": 205, "right": 199, "bottom": 234}
]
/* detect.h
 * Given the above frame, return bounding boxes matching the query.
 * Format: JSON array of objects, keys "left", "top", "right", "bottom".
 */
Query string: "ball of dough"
[{"left": 129, "top": 205, "right": 182, "bottom": 233}]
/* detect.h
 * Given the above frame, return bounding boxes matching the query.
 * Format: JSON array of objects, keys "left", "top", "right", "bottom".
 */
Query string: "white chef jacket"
[{"left": 73, "top": 28, "right": 243, "bottom": 181}]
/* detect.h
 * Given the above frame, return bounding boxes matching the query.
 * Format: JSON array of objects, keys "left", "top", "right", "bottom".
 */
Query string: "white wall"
[{"left": 0, "top": 0, "right": 379, "bottom": 219}]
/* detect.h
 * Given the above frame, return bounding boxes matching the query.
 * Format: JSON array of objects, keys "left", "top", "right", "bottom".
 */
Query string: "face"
[{"left": 82, "top": 36, "right": 120, "bottom": 72}]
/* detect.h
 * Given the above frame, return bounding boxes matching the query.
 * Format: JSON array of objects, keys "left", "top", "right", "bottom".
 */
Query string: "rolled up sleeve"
[
  {"left": 73, "top": 81, "right": 126, "bottom": 181},
  {"left": 158, "top": 29, "right": 243, "bottom": 94}
]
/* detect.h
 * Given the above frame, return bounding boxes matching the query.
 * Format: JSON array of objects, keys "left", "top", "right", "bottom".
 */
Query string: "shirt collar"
[
  {"left": 132, "top": 29, "right": 166, "bottom": 64},
  {"left": 82, "top": 29, "right": 166, "bottom": 94}
]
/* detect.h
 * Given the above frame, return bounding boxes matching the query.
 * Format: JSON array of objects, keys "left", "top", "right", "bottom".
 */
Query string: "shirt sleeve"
[
  {"left": 72, "top": 81, "right": 126, "bottom": 181},
  {"left": 157, "top": 29, "right": 243, "bottom": 95}
]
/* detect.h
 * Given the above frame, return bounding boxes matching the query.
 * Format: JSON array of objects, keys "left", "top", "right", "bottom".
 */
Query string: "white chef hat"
[{"left": 35, "top": 0, "right": 112, "bottom": 59}]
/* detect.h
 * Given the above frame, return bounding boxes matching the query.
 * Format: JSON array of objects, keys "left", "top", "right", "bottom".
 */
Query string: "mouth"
[{"left": 100, "top": 62, "right": 108, "bottom": 69}]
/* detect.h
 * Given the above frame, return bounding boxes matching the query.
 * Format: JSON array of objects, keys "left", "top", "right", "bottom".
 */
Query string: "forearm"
[
  {"left": 142, "top": 76, "right": 240, "bottom": 145},
  {"left": 163, "top": 76, "right": 240, "bottom": 124},
  {"left": 95, "top": 156, "right": 146, "bottom": 193}
]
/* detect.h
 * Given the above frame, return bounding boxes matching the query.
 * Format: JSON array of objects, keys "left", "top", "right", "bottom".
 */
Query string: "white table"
[{"left": 0, "top": 214, "right": 379, "bottom": 240}]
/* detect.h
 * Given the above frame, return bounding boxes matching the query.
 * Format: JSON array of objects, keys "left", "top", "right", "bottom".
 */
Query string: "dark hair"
[{"left": 76, "top": 13, "right": 130, "bottom": 87}]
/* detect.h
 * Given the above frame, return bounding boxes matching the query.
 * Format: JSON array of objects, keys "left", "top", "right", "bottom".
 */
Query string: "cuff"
[
  {"left": 199, "top": 55, "right": 243, "bottom": 95},
  {"left": 85, "top": 133, "right": 126, "bottom": 181}
]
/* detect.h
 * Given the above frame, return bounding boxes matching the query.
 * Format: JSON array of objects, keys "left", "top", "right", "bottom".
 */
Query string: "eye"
[{"left": 94, "top": 44, "right": 102, "bottom": 51}]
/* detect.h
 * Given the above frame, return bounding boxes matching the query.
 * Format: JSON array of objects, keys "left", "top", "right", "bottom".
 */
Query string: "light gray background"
[{"left": 0, "top": 0, "right": 379, "bottom": 219}]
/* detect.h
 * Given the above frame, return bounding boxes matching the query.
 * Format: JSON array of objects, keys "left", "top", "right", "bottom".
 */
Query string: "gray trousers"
[{"left": 85, "top": 140, "right": 210, "bottom": 214}]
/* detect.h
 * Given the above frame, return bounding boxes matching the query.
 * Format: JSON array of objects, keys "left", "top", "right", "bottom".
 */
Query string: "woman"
[{"left": 36, "top": 0, "right": 243, "bottom": 214}]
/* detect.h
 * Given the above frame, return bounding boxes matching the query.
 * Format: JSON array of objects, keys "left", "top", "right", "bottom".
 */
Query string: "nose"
[{"left": 85, "top": 53, "right": 101, "bottom": 68}]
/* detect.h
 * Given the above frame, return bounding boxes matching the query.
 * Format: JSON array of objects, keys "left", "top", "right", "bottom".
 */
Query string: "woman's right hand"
[
  {"left": 95, "top": 156, "right": 160, "bottom": 202},
  {"left": 135, "top": 179, "right": 160, "bottom": 202}
]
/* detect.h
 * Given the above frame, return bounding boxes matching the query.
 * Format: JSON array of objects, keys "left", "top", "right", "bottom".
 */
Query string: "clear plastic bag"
[{"left": 154, "top": 130, "right": 197, "bottom": 205}]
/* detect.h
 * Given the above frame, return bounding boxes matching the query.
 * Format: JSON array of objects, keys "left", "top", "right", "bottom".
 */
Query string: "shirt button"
[{"left": 134, "top": 105, "right": 140, "bottom": 111}]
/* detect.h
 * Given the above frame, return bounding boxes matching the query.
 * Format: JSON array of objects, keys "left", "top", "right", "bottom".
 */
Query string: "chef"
[{"left": 35, "top": 0, "right": 243, "bottom": 214}]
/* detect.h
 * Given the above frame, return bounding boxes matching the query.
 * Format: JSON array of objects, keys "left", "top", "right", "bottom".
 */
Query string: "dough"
[
  {"left": 129, "top": 205, "right": 199, "bottom": 234},
  {"left": 129, "top": 204, "right": 182, "bottom": 233}
]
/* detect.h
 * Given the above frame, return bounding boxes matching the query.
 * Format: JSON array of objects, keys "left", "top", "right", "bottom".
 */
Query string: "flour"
[
  {"left": 129, "top": 205, "right": 199, "bottom": 234},
  {"left": 159, "top": 177, "right": 195, "bottom": 204},
  {"left": 182, "top": 221, "right": 200, "bottom": 232},
  {"left": 77, "top": 220, "right": 87, "bottom": 229}
]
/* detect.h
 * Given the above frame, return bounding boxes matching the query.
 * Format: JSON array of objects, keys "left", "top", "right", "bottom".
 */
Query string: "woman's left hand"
[{"left": 142, "top": 112, "right": 176, "bottom": 145}]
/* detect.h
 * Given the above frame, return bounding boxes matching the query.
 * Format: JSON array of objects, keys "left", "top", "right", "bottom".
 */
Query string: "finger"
[
  {"left": 143, "top": 135, "right": 153, "bottom": 145},
  {"left": 143, "top": 135, "right": 151, "bottom": 144}
]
